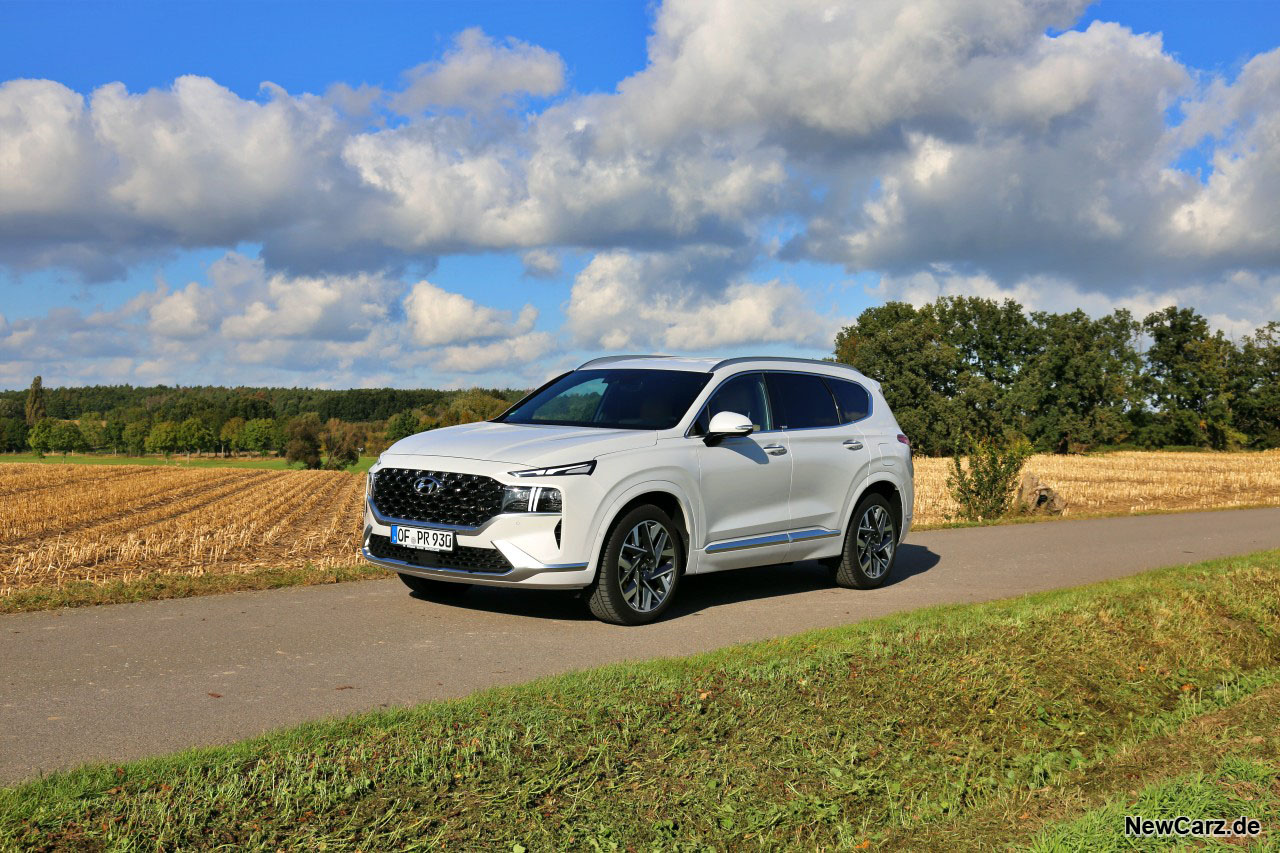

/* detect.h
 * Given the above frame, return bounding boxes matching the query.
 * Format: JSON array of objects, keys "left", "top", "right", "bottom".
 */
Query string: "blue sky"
[{"left": 1, "top": 0, "right": 1278, "bottom": 389}]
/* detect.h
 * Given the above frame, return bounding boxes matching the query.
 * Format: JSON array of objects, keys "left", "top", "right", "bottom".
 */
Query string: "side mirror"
[{"left": 704, "top": 410, "right": 754, "bottom": 445}]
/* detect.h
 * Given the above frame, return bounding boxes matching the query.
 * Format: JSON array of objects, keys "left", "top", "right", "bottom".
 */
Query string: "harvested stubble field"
[
  {"left": 0, "top": 463, "right": 364, "bottom": 596},
  {"left": 2, "top": 450, "right": 1278, "bottom": 599},
  {"left": 912, "top": 449, "right": 1280, "bottom": 524}
]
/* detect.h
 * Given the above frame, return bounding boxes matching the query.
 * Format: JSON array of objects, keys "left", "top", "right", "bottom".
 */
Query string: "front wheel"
[
  {"left": 831, "top": 493, "right": 898, "bottom": 589},
  {"left": 587, "top": 505, "right": 684, "bottom": 625}
]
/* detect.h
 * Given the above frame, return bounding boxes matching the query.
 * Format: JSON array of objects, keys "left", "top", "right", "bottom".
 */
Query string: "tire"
[
  {"left": 397, "top": 572, "right": 471, "bottom": 599},
  {"left": 831, "top": 493, "right": 899, "bottom": 590},
  {"left": 587, "top": 504, "right": 684, "bottom": 625}
]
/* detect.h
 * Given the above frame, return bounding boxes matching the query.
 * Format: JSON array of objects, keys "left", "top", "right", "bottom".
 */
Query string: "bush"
[{"left": 947, "top": 435, "right": 1032, "bottom": 521}]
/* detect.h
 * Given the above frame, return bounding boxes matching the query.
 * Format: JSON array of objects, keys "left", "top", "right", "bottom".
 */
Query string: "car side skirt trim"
[{"left": 704, "top": 527, "right": 840, "bottom": 554}]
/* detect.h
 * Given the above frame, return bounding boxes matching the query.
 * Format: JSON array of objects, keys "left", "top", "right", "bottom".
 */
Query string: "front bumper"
[{"left": 361, "top": 454, "right": 599, "bottom": 589}]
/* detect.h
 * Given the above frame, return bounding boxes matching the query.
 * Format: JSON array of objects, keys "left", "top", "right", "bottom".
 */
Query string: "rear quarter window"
[{"left": 825, "top": 377, "right": 871, "bottom": 424}]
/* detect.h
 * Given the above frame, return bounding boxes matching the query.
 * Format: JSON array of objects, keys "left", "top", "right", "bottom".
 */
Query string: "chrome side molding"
[{"left": 704, "top": 527, "right": 840, "bottom": 554}]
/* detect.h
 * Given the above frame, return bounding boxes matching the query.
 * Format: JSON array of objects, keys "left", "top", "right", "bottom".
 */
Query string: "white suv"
[{"left": 363, "top": 356, "right": 913, "bottom": 625}]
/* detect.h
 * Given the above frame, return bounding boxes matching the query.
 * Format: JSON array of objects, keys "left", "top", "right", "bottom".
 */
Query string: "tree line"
[
  {"left": 834, "top": 300, "right": 1279, "bottom": 456},
  {"left": 4, "top": 299, "right": 1276, "bottom": 465},
  {"left": 1, "top": 382, "right": 522, "bottom": 468}
]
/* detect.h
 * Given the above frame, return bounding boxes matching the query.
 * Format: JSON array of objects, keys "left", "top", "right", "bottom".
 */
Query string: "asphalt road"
[{"left": 4, "top": 507, "right": 1280, "bottom": 784}]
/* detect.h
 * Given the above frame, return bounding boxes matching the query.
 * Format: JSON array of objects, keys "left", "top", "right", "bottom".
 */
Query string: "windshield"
[{"left": 498, "top": 369, "right": 712, "bottom": 430}]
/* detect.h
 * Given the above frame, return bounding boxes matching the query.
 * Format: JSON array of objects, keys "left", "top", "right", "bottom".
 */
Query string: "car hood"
[{"left": 382, "top": 421, "right": 657, "bottom": 466}]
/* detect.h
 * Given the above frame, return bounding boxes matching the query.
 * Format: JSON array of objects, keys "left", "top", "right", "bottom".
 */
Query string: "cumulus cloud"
[
  {"left": 403, "top": 280, "right": 537, "bottom": 347},
  {"left": 567, "top": 249, "right": 840, "bottom": 351},
  {"left": 1, "top": 251, "right": 554, "bottom": 387},
  {"left": 521, "top": 248, "right": 562, "bottom": 278},
  {"left": 392, "top": 28, "right": 565, "bottom": 113}
]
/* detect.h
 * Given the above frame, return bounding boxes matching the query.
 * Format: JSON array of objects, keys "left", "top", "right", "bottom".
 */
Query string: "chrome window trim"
[
  {"left": 683, "top": 370, "right": 782, "bottom": 439},
  {"left": 683, "top": 367, "right": 872, "bottom": 438},
  {"left": 705, "top": 527, "right": 840, "bottom": 554}
]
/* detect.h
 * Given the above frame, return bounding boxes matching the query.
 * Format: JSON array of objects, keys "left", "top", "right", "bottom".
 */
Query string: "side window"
[
  {"left": 765, "top": 372, "right": 839, "bottom": 430},
  {"left": 826, "top": 378, "right": 871, "bottom": 424},
  {"left": 696, "top": 373, "right": 772, "bottom": 433}
]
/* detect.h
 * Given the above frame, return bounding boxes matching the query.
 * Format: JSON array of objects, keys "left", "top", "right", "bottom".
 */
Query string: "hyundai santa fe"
[{"left": 362, "top": 355, "right": 913, "bottom": 624}]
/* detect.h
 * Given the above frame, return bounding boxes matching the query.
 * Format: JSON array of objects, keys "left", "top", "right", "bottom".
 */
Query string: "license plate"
[{"left": 389, "top": 525, "right": 454, "bottom": 552}]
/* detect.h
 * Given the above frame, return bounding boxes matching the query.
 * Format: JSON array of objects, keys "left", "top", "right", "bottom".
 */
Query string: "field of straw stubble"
[{"left": 2, "top": 450, "right": 1278, "bottom": 596}]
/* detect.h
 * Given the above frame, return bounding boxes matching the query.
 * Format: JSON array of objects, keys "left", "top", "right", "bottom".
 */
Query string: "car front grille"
[
  {"left": 370, "top": 467, "right": 504, "bottom": 527},
  {"left": 366, "top": 533, "right": 513, "bottom": 574}
]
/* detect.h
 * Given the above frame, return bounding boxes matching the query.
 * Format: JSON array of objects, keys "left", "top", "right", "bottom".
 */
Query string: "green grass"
[
  {"left": 3, "top": 550, "right": 1280, "bottom": 850},
  {"left": 0, "top": 563, "right": 386, "bottom": 615},
  {"left": 0, "top": 452, "right": 376, "bottom": 473},
  {"left": 1031, "top": 756, "right": 1280, "bottom": 851}
]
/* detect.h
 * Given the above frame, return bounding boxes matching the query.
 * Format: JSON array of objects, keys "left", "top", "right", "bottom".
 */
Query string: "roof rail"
[
  {"left": 710, "top": 355, "right": 856, "bottom": 372},
  {"left": 576, "top": 354, "right": 676, "bottom": 369}
]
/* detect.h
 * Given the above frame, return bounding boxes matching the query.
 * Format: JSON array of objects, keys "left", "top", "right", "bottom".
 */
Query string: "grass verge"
[
  {"left": 0, "top": 563, "right": 385, "bottom": 615},
  {"left": 3, "top": 550, "right": 1280, "bottom": 849}
]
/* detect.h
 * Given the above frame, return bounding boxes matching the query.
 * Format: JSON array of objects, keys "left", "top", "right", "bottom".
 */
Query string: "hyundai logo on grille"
[{"left": 413, "top": 475, "right": 443, "bottom": 496}]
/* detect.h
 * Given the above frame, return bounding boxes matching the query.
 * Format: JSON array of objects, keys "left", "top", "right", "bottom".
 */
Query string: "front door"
[{"left": 693, "top": 372, "right": 793, "bottom": 551}]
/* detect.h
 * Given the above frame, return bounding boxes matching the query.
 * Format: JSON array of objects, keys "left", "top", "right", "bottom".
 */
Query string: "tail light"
[{"left": 896, "top": 434, "right": 910, "bottom": 446}]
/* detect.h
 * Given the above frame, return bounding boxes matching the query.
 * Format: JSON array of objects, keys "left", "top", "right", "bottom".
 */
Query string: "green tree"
[
  {"left": 27, "top": 418, "right": 55, "bottom": 456},
  {"left": 77, "top": 412, "right": 107, "bottom": 451},
  {"left": 241, "top": 418, "right": 280, "bottom": 456},
  {"left": 284, "top": 413, "right": 324, "bottom": 469},
  {"left": 1012, "top": 310, "right": 1142, "bottom": 453},
  {"left": 219, "top": 417, "right": 246, "bottom": 456},
  {"left": 0, "top": 417, "right": 29, "bottom": 452},
  {"left": 24, "top": 376, "right": 46, "bottom": 426},
  {"left": 1230, "top": 322, "right": 1280, "bottom": 449},
  {"left": 176, "top": 417, "right": 214, "bottom": 457},
  {"left": 145, "top": 421, "right": 180, "bottom": 457},
  {"left": 122, "top": 421, "right": 149, "bottom": 456},
  {"left": 385, "top": 410, "right": 420, "bottom": 442},
  {"left": 49, "top": 420, "right": 88, "bottom": 455},
  {"left": 1140, "top": 307, "right": 1237, "bottom": 449},
  {"left": 104, "top": 418, "right": 126, "bottom": 453},
  {"left": 437, "top": 390, "right": 512, "bottom": 427}
]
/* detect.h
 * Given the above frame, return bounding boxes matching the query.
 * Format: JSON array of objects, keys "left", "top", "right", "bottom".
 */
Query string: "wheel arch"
[
  {"left": 848, "top": 475, "right": 906, "bottom": 541},
  {"left": 587, "top": 482, "right": 695, "bottom": 576}
]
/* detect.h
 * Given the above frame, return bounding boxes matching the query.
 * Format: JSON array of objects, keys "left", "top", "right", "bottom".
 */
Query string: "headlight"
[
  {"left": 508, "top": 460, "right": 595, "bottom": 477},
  {"left": 501, "top": 485, "right": 563, "bottom": 513}
]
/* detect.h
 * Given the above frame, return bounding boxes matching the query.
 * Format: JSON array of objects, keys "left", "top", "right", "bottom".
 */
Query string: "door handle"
[
  {"left": 762, "top": 444, "right": 788, "bottom": 456},
  {"left": 843, "top": 439, "right": 864, "bottom": 451}
]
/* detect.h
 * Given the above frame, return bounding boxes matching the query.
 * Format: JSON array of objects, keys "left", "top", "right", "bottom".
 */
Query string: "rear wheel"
[
  {"left": 397, "top": 572, "right": 471, "bottom": 599},
  {"left": 831, "top": 493, "right": 898, "bottom": 589},
  {"left": 587, "top": 505, "right": 684, "bottom": 625}
]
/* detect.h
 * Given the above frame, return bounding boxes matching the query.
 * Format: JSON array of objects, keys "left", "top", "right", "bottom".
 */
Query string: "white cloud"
[
  {"left": 433, "top": 331, "right": 556, "bottom": 373},
  {"left": 403, "top": 280, "right": 537, "bottom": 347},
  {"left": 567, "top": 249, "right": 840, "bottom": 351},
  {"left": 521, "top": 248, "right": 561, "bottom": 278},
  {"left": 392, "top": 28, "right": 565, "bottom": 114}
]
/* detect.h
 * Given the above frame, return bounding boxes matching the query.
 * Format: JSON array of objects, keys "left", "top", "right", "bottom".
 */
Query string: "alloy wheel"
[
  {"left": 618, "top": 519, "right": 676, "bottom": 613},
  {"left": 856, "top": 504, "right": 895, "bottom": 579}
]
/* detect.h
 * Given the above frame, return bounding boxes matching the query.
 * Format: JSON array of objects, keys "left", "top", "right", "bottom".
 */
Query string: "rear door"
[{"left": 765, "top": 372, "right": 870, "bottom": 539}]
